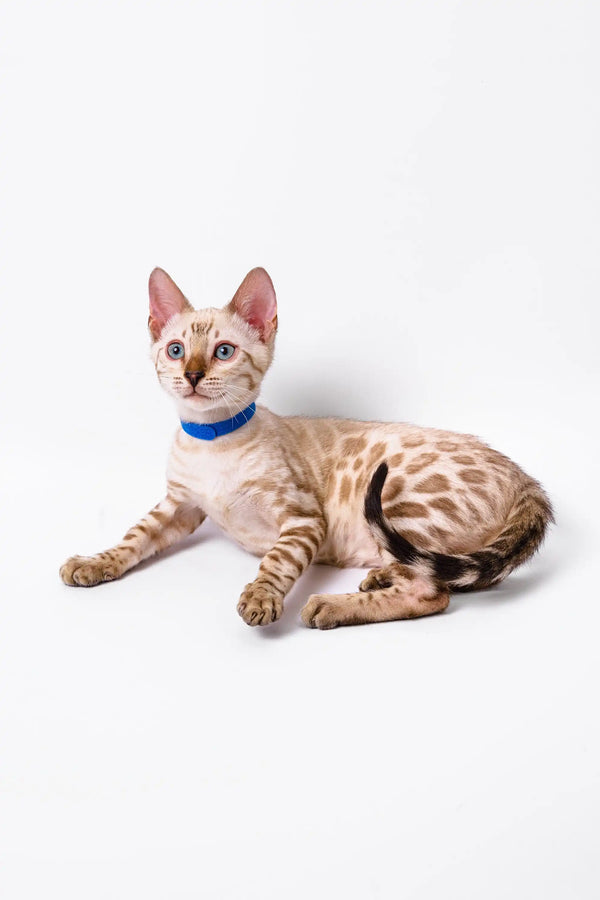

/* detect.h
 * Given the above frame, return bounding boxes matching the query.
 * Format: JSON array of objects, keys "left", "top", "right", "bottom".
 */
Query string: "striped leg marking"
[
  {"left": 238, "top": 516, "right": 326, "bottom": 626},
  {"left": 301, "top": 579, "right": 449, "bottom": 630},
  {"left": 60, "top": 496, "right": 205, "bottom": 586}
]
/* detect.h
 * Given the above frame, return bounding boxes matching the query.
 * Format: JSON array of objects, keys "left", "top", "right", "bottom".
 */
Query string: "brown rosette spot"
[
  {"left": 367, "top": 441, "right": 387, "bottom": 465},
  {"left": 405, "top": 452, "right": 439, "bottom": 475},
  {"left": 354, "top": 471, "right": 369, "bottom": 497},
  {"left": 430, "top": 496, "right": 464, "bottom": 524},
  {"left": 459, "top": 468, "right": 487, "bottom": 485},
  {"left": 339, "top": 475, "right": 352, "bottom": 504},
  {"left": 436, "top": 441, "right": 459, "bottom": 452},
  {"left": 414, "top": 473, "right": 450, "bottom": 493},
  {"left": 343, "top": 436, "right": 368, "bottom": 454},
  {"left": 384, "top": 501, "right": 430, "bottom": 518},
  {"left": 452, "top": 455, "right": 476, "bottom": 466},
  {"left": 381, "top": 475, "right": 405, "bottom": 502}
]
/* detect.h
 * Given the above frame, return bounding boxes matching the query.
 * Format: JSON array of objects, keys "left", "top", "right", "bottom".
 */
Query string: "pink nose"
[{"left": 184, "top": 371, "right": 205, "bottom": 388}]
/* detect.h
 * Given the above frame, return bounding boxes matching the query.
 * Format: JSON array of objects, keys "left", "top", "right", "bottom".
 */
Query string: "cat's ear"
[
  {"left": 227, "top": 267, "right": 277, "bottom": 342},
  {"left": 148, "top": 268, "right": 193, "bottom": 340}
]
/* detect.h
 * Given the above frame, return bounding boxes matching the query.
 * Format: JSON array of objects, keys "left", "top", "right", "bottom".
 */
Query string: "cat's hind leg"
[{"left": 301, "top": 564, "right": 449, "bottom": 629}]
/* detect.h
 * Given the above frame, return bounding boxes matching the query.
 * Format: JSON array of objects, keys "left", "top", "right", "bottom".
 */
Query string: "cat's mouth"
[{"left": 186, "top": 389, "right": 212, "bottom": 401}]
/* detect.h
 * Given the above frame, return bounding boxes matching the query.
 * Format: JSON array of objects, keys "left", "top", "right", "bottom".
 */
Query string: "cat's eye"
[
  {"left": 166, "top": 341, "right": 185, "bottom": 360},
  {"left": 214, "top": 343, "right": 236, "bottom": 361}
]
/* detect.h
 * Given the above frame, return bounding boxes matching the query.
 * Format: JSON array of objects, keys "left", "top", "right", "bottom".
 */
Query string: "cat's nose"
[{"left": 184, "top": 370, "right": 205, "bottom": 388}]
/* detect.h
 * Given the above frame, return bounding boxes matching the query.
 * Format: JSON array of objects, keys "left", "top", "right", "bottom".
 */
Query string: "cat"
[{"left": 60, "top": 266, "right": 553, "bottom": 628}]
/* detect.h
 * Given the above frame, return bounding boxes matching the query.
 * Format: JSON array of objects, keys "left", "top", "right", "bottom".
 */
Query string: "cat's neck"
[{"left": 175, "top": 397, "right": 259, "bottom": 426}]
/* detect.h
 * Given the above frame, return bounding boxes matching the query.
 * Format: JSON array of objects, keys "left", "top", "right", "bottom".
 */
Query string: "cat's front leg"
[
  {"left": 238, "top": 515, "right": 326, "bottom": 626},
  {"left": 60, "top": 496, "right": 205, "bottom": 586}
]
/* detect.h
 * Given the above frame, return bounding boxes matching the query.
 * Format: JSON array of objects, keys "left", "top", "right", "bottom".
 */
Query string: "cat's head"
[{"left": 149, "top": 267, "right": 277, "bottom": 421}]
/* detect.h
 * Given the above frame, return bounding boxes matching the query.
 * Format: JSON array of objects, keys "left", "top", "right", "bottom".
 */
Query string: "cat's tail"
[{"left": 364, "top": 462, "right": 553, "bottom": 592}]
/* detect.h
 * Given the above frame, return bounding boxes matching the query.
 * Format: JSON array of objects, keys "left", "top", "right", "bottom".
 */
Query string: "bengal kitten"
[{"left": 60, "top": 267, "right": 553, "bottom": 628}]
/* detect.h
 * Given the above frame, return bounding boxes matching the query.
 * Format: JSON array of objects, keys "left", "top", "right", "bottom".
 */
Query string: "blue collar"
[{"left": 180, "top": 403, "right": 256, "bottom": 441}]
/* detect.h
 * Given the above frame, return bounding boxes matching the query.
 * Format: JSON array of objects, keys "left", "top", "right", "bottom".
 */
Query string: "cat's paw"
[
  {"left": 359, "top": 567, "right": 394, "bottom": 591},
  {"left": 359, "top": 563, "right": 413, "bottom": 592},
  {"left": 60, "top": 554, "right": 122, "bottom": 587},
  {"left": 301, "top": 593, "right": 345, "bottom": 630},
  {"left": 237, "top": 583, "right": 283, "bottom": 626}
]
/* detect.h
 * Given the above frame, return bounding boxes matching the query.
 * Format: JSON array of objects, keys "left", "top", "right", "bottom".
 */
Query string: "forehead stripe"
[{"left": 190, "top": 320, "right": 213, "bottom": 335}]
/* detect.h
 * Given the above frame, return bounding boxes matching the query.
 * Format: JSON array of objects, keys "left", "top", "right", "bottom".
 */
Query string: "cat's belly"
[
  {"left": 169, "top": 446, "right": 384, "bottom": 567},
  {"left": 170, "top": 450, "right": 381, "bottom": 566},
  {"left": 317, "top": 537, "right": 383, "bottom": 569},
  {"left": 204, "top": 484, "right": 383, "bottom": 568},
  {"left": 205, "top": 489, "right": 380, "bottom": 566},
  {"left": 317, "top": 510, "right": 383, "bottom": 568}
]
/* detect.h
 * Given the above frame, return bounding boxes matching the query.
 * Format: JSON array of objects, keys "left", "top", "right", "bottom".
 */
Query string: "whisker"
[
  {"left": 218, "top": 388, "right": 239, "bottom": 423},
  {"left": 223, "top": 392, "right": 247, "bottom": 421},
  {"left": 216, "top": 383, "right": 253, "bottom": 409},
  {"left": 218, "top": 382, "right": 252, "bottom": 400}
]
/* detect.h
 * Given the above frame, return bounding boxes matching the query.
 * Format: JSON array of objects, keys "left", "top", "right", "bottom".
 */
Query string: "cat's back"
[
  {"left": 281, "top": 413, "right": 485, "bottom": 483},
  {"left": 284, "top": 413, "right": 521, "bottom": 492},
  {"left": 282, "top": 414, "right": 523, "bottom": 562}
]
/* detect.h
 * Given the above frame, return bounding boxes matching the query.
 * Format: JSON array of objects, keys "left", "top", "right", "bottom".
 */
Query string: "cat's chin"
[
  {"left": 177, "top": 393, "right": 214, "bottom": 410},
  {"left": 184, "top": 391, "right": 212, "bottom": 402},
  {"left": 175, "top": 394, "right": 223, "bottom": 422}
]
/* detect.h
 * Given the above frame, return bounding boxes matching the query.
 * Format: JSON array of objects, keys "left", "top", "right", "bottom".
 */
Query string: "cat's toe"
[
  {"left": 359, "top": 568, "right": 392, "bottom": 591},
  {"left": 60, "top": 555, "right": 120, "bottom": 587},
  {"left": 60, "top": 556, "right": 85, "bottom": 585},
  {"left": 301, "top": 594, "right": 341, "bottom": 630},
  {"left": 237, "top": 584, "right": 283, "bottom": 626},
  {"left": 60, "top": 555, "right": 99, "bottom": 585}
]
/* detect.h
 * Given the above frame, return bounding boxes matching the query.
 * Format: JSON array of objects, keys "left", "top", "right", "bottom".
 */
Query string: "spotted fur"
[
  {"left": 364, "top": 462, "right": 552, "bottom": 592},
  {"left": 60, "top": 267, "right": 554, "bottom": 629}
]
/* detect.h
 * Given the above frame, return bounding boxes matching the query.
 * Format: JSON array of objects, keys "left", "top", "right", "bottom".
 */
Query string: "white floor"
[{"left": 1, "top": 437, "right": 597, "bottom": 900}]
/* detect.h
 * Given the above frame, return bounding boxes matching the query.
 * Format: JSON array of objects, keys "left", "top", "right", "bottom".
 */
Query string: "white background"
[{"left": 1, "top": 1, "right": 599, "bottom": 898}]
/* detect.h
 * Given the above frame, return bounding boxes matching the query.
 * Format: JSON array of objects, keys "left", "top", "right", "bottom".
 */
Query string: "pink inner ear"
[
  {"left": 229, "top": 267, "right": 277, "bottom": 341},
  {"left": 240, "top": 294, "right": 276, "bottom": 331},
  {"left": 148, "top": 268, "right": 192, "bottom": 340}
]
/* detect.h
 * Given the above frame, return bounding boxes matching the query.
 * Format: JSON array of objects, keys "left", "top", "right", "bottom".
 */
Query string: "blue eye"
[
  {"left": 167, "top": 341, "right": 185, "bottom": 360},
  {"left": 214, "top": 343, "right": 236, "bottom": 360}
]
